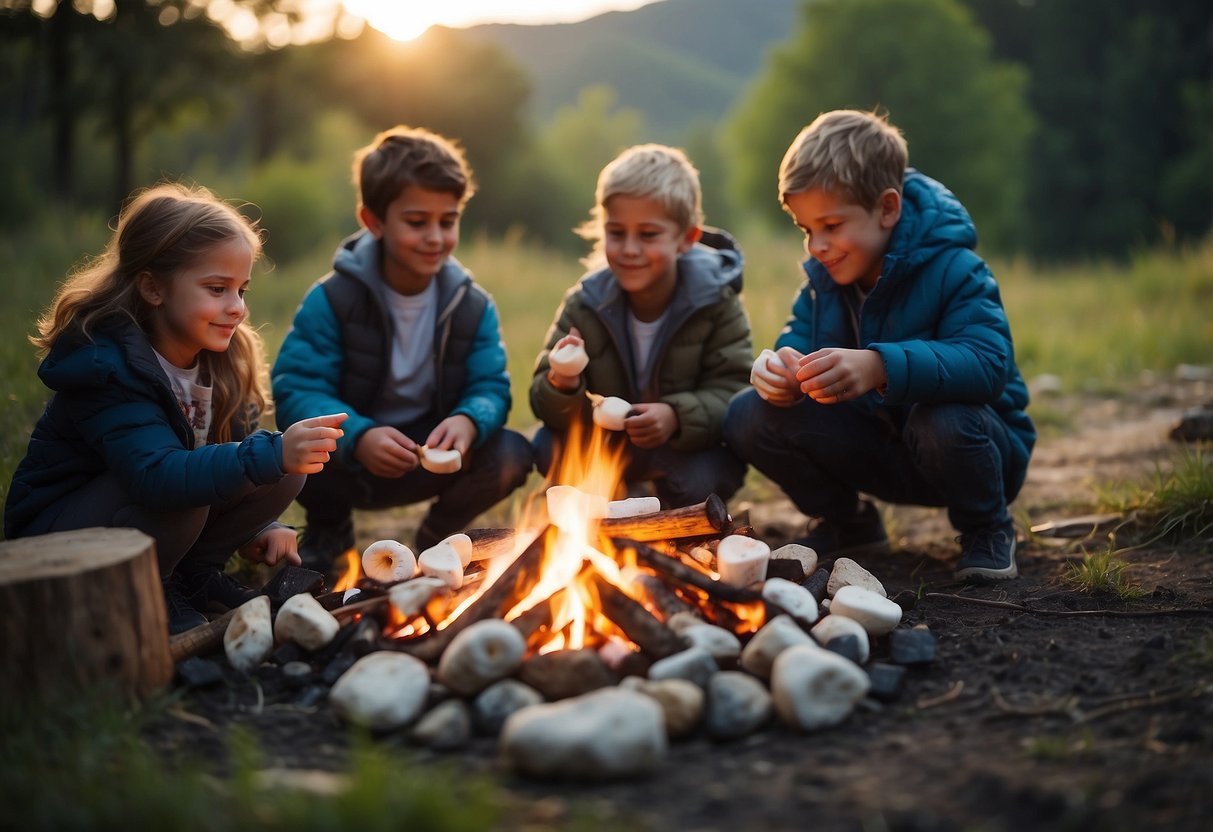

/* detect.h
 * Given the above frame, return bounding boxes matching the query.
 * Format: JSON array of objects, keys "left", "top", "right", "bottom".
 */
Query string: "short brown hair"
[
  {"left": 779, "top": 110, "right": 908, "bottom": 209},
  {"left": 353, "top": 125, "right": 476, "bottom": 220}
]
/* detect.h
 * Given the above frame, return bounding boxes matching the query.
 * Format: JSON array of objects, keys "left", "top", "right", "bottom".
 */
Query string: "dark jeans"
[
  {"left": 532, "top": 426, "right": 746, "bottom": 507},
  {"left": 26, "top": 471, "right": 305, "bottom": 579},
  {"left": 297, "top": 425, "right": 533, "bottom": 543},
  {"left": 723, "top": 389, "right": 1026, "bottom": 534}
]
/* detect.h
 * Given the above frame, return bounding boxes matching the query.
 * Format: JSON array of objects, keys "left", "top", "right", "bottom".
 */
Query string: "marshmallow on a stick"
[
  {"left": 362, "top": 539, "right": 417, "bottom": 584},
  {"left": 592, "top": 396, "right": 632, "bottom": 431},
  {"left": 419, "top": 445, "right": 462, "bottom": 474},
  {"left": 549, "top": 342, "right": 589, "bottom": 375}
]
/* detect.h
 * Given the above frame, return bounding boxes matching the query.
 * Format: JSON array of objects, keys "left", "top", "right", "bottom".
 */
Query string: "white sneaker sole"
[{"left": 954, "top": 539, "right": 1019, "bottom": 581}]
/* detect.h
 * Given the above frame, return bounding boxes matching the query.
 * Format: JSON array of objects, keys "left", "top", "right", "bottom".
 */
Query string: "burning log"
[
  {"left": 0, "top": 528, "right": 173, "bottom": 699},
  {"left": 466, "top": 528, "right": 518, "bottom": 562},
  {"left": 630, "top": 573, "right": 696, "bottom": 620},
  {"left": 598, "top": 494, "right": 731, "bottom": 542},
  {"left": 510, "top": 589, "right": 565, "bottom": 642},
  {"left": 587, "top": 573, "right": 685, "bottom": 660},
  {"left": 620, "top": 538, "right": 763, "bottom": 604},
  {"left": 399, "top": 527, "right": 549, "bottom": 662}
]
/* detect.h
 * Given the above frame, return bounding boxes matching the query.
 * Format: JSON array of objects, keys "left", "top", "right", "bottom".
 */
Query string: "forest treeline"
[{"left": 1, "top": 0, "right": 1209, "bottom": 262}]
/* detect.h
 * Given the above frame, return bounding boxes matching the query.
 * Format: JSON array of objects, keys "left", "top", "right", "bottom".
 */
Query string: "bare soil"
[{"left": 147, "top": 374, "right": 1213, "bottom": 832}]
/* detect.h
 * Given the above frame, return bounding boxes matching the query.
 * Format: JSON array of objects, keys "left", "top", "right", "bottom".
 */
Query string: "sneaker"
[
  {"left": 954, "top": 520, "right": 1019, "bottom": 581},
  {"left": 163, "top": 575, "right": 206, "bottom": 635},
  {"left": 796, "top": 498, "right": 890, "bottom": 557},
  {"left": 298, "top": 518, "right": 355, "bottom": 573},
  {"left": 177, "top": 565, "right": 260, "bottom": 612}
]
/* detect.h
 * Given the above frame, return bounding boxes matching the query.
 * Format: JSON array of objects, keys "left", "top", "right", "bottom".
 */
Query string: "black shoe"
[
  {"left": 177, "top": 565, "right": 260, "bottom": 612},
  {"left": 954, "top": 520, "right": 1019, "bottom": 581},
  {"left": 796, "top": 499, "right": 890, "bottom": 557},
  {"left": 298, "top": 518, "right": 355, "bottom": 572},
  {"left": 163, "top": 575, "right": 207, "bottom": 635}
]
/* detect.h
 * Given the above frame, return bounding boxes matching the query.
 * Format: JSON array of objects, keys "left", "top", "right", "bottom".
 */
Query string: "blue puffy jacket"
[
  {"left": 776, "top": 170, "right": 1035, "bottom": 469},
  {"left": 271, "top": 231, "right": 511, "bottom": 468},
  {"left": 5, "top": 316, "right": 286, "bottom": 538}
]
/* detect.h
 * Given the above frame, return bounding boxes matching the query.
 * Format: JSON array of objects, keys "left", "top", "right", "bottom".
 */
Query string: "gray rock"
[
  {"left": 437, "top": 618, "right": 527, "bottom": 696},
  {"left": 705, "top": 671, "right": 772, "bottom": 740},
  {"left": 472, "top": 679, "right": 544, "bottom": 736},
  {"left": 647, "top": 646, "right": 718, "bottom": 688},
  {"left": 329, "top": 651, "right": 430, "bottom": 731},
  {"left": 411, "top": 699, "right": 472, "bottom": 750},
  {"left": 770, "top": 644, "right": 870, "bottom": 731},
  {"left": 739, "top": 614, "right": 815, "bottom": 680},
  {"left": 889, "top": 628, "right": 937, "bottom": 665},
  {"left": 620, "top": 677, "right": 704, "bottom": 739},
  {"left": 866, "top": 663, "right": 907, "bottom": 702}
]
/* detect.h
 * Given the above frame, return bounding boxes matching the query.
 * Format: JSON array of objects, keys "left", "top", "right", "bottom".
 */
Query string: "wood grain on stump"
[{"left": 0, "top": 527, "right": 173, "bottom": 700}]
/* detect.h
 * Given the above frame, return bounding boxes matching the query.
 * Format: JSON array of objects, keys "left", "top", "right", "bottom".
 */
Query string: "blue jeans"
[
  {"left": 723, "top": 389, "right": 1026, "bottom": 534},
  {"left": 532, "top": 426, "right": 746, "bottom": 507},
  {"left": 298, "top": 424, "right": 534, "bottom": 540}
]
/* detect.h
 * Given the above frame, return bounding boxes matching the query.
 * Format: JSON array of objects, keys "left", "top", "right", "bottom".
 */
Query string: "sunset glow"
[{"left": 343, "top": 0, "right": 658, "bottom": 42}]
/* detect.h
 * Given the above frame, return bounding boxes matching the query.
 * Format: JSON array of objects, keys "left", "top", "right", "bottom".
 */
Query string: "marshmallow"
[
  {"left": 549, "top": 342, "right": 589, "bottom": 375},
  {"left": 606, "top": 496, "right": 661, "bottom": 519},
  {"left": 716, "top": 534, "right": 770, "bottom": 588},
  {"left": 362, "top": 539, "right": 417, "bottom": 584},
  {"left": 592, "top": 396, "right": 632, "bottom": 431},
  {"left": 419, "top": 445, "right": 462, "bottom": 474},
  {"left": 418, "top": 541, "right": 465, "bottom": 590}
]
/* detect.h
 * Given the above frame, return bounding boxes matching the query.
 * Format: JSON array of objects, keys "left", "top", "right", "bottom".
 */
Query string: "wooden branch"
[
  {"left": 588, "top": 573, "right": 685, "bottom": 660},
  {"left": 399, "top": 526, "right": 549, "bottom": 662},
  {"left": 619, "top": 537, "right": 762, "bottom": 603},
  {"left": 466, "top": 527, "right": 520, "bottom": 561},
  {"left": 922, "top": 592, "right": 1213, "bottom": 617},
  {"left": 169, "top": 609, "right": 237, "bottom": 664},
  {"left": 599, "top": 494, "right": 731, "bottom": 542}
]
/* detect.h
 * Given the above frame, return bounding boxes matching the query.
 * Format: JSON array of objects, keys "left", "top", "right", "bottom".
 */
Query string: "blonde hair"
[
  {"left": 353, "top": 125, "right": 476, "bottom": 221},
  {"left": 779, "top": 109, "right": 908, "bottom": 209},
  {"left": 33, "top": 182, "right": 269, "bottom": 443},
  {"left": 577, "top": 144, "right": 703, "bottom": 266}
]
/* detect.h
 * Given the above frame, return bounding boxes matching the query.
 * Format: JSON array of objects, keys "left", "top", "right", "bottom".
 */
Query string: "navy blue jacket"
[
  {"left": 5, "top": 316, "right": 285, "bottom": 538},
  {"left": 776, "top": 170, "right": 1035, "bottom": 469}
]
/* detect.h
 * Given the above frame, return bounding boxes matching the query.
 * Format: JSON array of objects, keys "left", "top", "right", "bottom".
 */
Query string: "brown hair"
[
  {"left": 33, "top": 182, "right": 269, "bottom": 443},
  {"left": 353, "top": 125, "right": 476, "bottom": 221},
  {"left": 779, "top": 109, "right": 908, "bottom": 209}
]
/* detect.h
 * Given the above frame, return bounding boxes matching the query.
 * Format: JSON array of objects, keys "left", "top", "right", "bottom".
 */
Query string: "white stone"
[
  {"left": 620, "top": 678, "right": 704, "bottom": 739},
  {"left": 647, "top": 646, "right": 717, "bottom": 688},
  {"left": 273, "top": 592, "right": 339, "bottom": 651},
  {"left": 679, "top": 622, "right": 742, "bottom": 661},
  {"left": 706, "top": 670, "right": 773, "bottom": 739},
  {"left": 827, "top": 557, "right": 887, "bottom": 598},
  {"left": 440, "top": 533, "right": 475, "bottom": 567},
  {"left": 664, "top": 611, "right": 706, "bottom": 635},
  {"left": 810, "top": 614, "right": 871, "bottom": 663},
  {"left": 592, "top": 396, "right": 632, "bottom": 431},
  {"left": 329, "top": 651, "right": 430, "bottom": 732},
  {"left": 410, "top": 699, "right": 472, "bottom": 751},
  {"left": 362, "top": 539, "right": 417, "bottom": 584},
  {"left": 549, "top": 342, "right": 589, "bottom": 375},
  {"left": 388, "top": 577, "right": 450, "bottom": 619},
  {"left": 471, "top": 679, "right": 545, "bottom": 736},
  {"left": 546, "top": 485, "right": 609, "bottom": 530},
  {"left": 738, "top": 614, "right": 815, "bottom": 680},
  {"left": 437, "top": 619, "right": 527, "bottom": 696},
  {"left": 770, "top": 643, "right": 870, "bottom": 731},
  {"left": 606, "top": 496, "right": 661, "bottom": 519},
  {"left": 224, "top": 595, "right": 274, "bottom": 672},
  {"left": 500, "top": 688, "right": 667, "bottom": 781},
  {"left": 716, "top": 534, "right": 770, "bottom": 588},
  {"left": 762, "top": 577, "right": 819, "bottom": 628},
  {"left": 829, "top": 585, "right": 903, "bottom": 636},
  {"left": 418, "top": 542, "right": 464, "bottom": 590},
  {"left": 418, "top": 445, "right": 462, "bottom": 474},
  {"left": 770, "top": 543, "right": 819, "bottom": 579}
]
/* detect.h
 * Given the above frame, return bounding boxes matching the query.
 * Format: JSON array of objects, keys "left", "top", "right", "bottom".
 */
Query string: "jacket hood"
[
  {"left": 332, "top": 229, "right": 473, "bottom": 312},
  {"left": 578, "top": 242, "right": 744, "bottom": 310},
  {"left": 39, "top": 316, "right": 165, "bottom": 395},
  {"left": 886, "top": 169, "right": 977, "bottom": 273}
]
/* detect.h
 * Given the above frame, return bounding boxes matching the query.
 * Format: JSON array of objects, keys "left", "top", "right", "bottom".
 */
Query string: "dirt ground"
[{"left": 148, "top": 373, "right": 1213, "bottom": 832}]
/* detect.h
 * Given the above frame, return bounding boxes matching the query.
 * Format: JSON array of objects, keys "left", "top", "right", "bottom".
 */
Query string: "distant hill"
[{"left": 466, "top": 0, "right": 801, "bottom": 137}]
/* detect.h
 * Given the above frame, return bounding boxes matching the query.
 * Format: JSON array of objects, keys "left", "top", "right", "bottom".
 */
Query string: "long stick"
[
  {"left": 620, "top": 537, "right": 762, "bottom": 603},
  {"left": 599, "top": 494, "right": 731, "bottom": 541}
]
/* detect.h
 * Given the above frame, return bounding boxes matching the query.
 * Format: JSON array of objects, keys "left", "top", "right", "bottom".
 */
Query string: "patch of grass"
[
  {"left": 1022, "top": 730, "right": 1095, "bottom": 761},
  {"left": 1061, "top": 538, "right": 1147, "bottom": 599},
  {"left": 1094, "top": 449, "right": 1213, "bottom": 544},
  {"left": 0, "top": 689, "right": 502, "bottom": 831}
]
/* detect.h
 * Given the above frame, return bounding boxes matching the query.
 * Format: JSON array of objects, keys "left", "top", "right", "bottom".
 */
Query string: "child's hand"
[
  {"left": 239, "top": 526, "right": 302, "bottom": 567},
  {"left": 547, "top": 327, "right": 585, "bottom": 392},
  {"left": 624, "top": 402, "right": 678, "bottom": 449},
  {"left": 355, "top": 426, "right": 419, "bottom": 478},
  {"left": 425, "top": 414, "right": 478, "bottom": 457},
  {"left": 751, "top": 347, "right": 805, "bottom": 407},
  {"left": 796, "top": 348, "right": 887, "bottom": 403},
  {"left": 281, "top": 412, "right": 348, "bottom": 474}
]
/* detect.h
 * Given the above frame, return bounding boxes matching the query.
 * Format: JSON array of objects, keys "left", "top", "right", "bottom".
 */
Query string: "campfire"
[{"left": 191, "top": 419, "right": 927, "bottom": 781}]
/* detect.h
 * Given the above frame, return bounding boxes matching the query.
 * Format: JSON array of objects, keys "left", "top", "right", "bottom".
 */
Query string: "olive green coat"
[{"left": 529, "top": 244, "right": 753, "bottom": 451}]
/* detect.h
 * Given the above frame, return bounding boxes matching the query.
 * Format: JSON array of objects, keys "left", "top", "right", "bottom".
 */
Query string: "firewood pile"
[{"left": 169, "top": 489, "right": 938, "bottom": 782}]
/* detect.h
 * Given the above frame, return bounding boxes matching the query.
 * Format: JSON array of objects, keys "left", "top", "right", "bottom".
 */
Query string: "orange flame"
[{"left": 332, "top": 549, "right": 361, "bottom": 592}]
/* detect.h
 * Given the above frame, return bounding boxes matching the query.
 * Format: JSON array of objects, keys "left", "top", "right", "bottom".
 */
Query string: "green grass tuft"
[
  {"left": 1061, "top": 538, "right": 1147, "bottom": 599},
  {"left": 1095, "top": 449, "right": 1213, "bottom": 544}
]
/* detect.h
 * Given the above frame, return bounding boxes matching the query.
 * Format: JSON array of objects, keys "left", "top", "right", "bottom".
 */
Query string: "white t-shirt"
[
  {"left": 628, "top": 308, "right": 671, "bottom": 392},
  {"left": 372, "top": 279, "right": 438, "bottom": 426},
  {"left": 154, "top": 350, "right": 213, "bottom": 448}
]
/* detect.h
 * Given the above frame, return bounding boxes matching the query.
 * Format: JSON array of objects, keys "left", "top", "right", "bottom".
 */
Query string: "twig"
[
  {"left": 916, "top": 680, "right": 964, "bottom": 709},
  {"left": 921, "top": 592, "right": 1213, "bottom": 618},
  {"left": 988, "top": 683, "right": 1212, "bottom": 724},
  {"left": 1076, "top": 682, "right": 1213, "bottom": 724}
]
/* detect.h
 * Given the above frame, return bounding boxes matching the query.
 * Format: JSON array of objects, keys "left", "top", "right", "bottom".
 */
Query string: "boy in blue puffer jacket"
[
  {"left": 272, "top": 126, "right": 532, "bottom": 572},
  {"left": 724, "top": 110, "right": 1035, "bottom": 581}
]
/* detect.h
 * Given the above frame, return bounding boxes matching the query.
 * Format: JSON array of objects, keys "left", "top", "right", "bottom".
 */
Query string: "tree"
[{"left": 723, "top": 0, "right": 1032, "bottom": 252}]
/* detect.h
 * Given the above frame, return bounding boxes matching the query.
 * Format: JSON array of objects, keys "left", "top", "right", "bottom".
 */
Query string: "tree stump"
[{"left": 0, "top": 527, "right": 173, "bottom": 700}]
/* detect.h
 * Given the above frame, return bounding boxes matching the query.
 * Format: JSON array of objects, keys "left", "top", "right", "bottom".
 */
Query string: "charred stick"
[
  {"left": 510, "top": 588, "right": 566, "bottom": 641},
  {"left": 588, "top": 573, "right": 685, "bottom": 659},
  {"left": 599, "top": 494, "right": 730, "bottom": 542},
  {"left": 630, "top": 573, "right": 696, "bottom": 621},
  {"left": 169, "top": 609, "right": 236, "bottom": 664},
  {"left": 619, "top": 537, "right": 762, "bottom": 604}
]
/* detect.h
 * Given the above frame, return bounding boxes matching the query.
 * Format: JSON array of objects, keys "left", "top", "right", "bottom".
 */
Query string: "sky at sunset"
[{"left": 343, "top": 0, "right": 663, "bottom": 42}]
